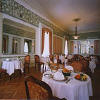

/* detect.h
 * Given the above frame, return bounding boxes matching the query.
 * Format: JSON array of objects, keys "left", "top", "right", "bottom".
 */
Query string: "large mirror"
[{"left": 2, "top": 19, "right": 35, "bottom": 55}]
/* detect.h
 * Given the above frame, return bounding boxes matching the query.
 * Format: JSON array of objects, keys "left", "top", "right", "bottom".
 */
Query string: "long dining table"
[{"left": 42, "top": 70, "right": 93, "bottom": 100}]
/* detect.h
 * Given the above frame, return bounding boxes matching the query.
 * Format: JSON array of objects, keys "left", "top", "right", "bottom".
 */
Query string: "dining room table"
[
  {"left": 2, "top": 59, "right": 23, "bottom": 75},
  {"left": 42, "top": 70, "right": 93, "bottom": 100}
]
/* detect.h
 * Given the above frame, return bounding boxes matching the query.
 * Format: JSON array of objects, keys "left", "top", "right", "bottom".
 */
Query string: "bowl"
[
  {"left": 75, "top": 74, "right": 87, "bottom": 81},
  {"left": 62, "top": 71, "right": 71, "bottom": 76}
]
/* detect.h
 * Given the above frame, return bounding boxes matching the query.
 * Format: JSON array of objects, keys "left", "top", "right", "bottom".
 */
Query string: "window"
[
  {"left": 24, "top": 39, "right": 32, "bottom": 54},
  {"left": 80, "top": 41, "right": 90, "bottom": 54},
  {"left": 24, "top": 42, "right": 29, "bottom": 54},
  {"left": 12, "top": 37, "right": 21, "bottom": 54},
  {"left": 73, "top": 40, "right": 91, "bottom": 55}
]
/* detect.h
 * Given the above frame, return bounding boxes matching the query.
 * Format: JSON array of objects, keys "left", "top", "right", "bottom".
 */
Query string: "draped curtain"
[
  {"left": 42, "top": 28, "right": 52, "bottom": 55},
  {"left": 53, "top": 36, "right": 63, "bottom": 54},
  {"left": 2, "top": 35, "right": 8, "bottom": 54},
  {"left": 3, "top": 37, "right": 7, "bottom": 53},
  {"left": 42, "top": 32, "right": 50, "bottom": 57},
  {"left": 94, "top": 40, "right": 100, "bottom": 54},
  {"left": 65, "top": 40, "right": 68, "bottom": 56}
]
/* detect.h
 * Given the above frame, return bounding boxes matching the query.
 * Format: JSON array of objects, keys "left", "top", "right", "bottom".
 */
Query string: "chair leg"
[
  {"left": 38, "top": 64, "right": 40, "bottom": 71},
  {"left": 28, "top": 64, "right": 30, "bottom": 73},
  {"left": 24, "top": 63, "right": 30, "bottom": 74},
  {"left": 35, "top": 63, "right": 36, "bottom": 70}
]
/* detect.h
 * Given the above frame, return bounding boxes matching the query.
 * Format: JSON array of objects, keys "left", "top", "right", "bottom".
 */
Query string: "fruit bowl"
[
  {"left": 75, "top": 73, "right": 87, "bottom": 81},
  {"left": 62, "top": 71, "right": 71, "bottom": 76}
]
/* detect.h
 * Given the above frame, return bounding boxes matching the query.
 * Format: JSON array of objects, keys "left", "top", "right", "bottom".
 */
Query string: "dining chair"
[
  {"left": 70, "top": 61, "right": 83, "bottom": 72},
  {"left": 24, "top": 55, "right": 30, "bottom": 74},
  {"left": 10, "top": 69, "right": 22, "bottom": 80},
  {"left": 34, "top": 55, "right": 44, "bottom": 71},
  {"left": 49, "top": 55, "right": 54, "bottom": 63},
  {"left": 0, "top": 68, "right": 10, "bottom": 81},
  {"left": 24, "top": 76, "right": 66, "bottom": 100}
]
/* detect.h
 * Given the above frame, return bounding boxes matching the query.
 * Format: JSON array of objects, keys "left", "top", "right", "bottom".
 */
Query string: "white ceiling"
[{"left": 21, "top": 0, "right": 100, "bottom": 33}]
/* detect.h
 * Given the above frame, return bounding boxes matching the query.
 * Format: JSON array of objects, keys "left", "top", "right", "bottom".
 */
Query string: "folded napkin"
[
  {"left": 65, "top": 66, "right": 73, "bottom": 71},
  {"left": 53, "top": 71, "right": 64, "bottom": 80}
]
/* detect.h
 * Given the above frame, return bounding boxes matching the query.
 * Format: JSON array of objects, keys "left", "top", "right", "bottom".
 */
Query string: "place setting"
[{"left": 43, "top": 66, "right": 74, "bottom": 84}]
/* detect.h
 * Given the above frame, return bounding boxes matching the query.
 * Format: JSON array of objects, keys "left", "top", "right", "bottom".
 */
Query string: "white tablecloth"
[
  {"left": 2, "top": 60, "right": 23, "bottom": 75},
  {"left": 42, "top": 72, "right": 93, "bottom": 100},
  {"left": 40, "top": 57, "right": 50, "bottom": 73},
  {"left": 59, "top": 55, "right": 65, "bottom": 64}
]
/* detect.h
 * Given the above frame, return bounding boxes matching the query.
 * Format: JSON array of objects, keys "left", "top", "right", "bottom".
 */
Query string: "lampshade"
[
  {"left": 73, "top": 18, "right": 81, "bottom": 39},
  {"left": 73, "top": 35, "right": 79, "bottom": 39}
]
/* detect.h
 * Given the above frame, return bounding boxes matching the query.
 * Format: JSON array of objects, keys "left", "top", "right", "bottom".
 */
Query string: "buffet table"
[{"left": 42, "top": 71, "right": 93, "bottom": 100}]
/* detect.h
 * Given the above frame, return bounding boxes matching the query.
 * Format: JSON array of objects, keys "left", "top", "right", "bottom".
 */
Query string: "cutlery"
[{"left": 65, "top": 79, "right": 70, "bottom": 83}]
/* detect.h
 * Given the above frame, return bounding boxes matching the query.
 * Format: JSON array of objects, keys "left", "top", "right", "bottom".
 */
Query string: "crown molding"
[{"left": 15, "top": 0, "right": 65, "bottom": 32}]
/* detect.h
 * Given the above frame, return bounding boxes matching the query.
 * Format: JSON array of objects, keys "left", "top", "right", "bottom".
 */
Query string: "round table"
[
  {"left": 2, "top": 60, "right": 23, "bottom": 75},
  {"left": 42, "top": 71, "right": 93, "bottom": 100}
]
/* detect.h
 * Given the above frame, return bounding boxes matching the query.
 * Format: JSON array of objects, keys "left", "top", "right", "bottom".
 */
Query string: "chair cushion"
[{"left": 27, "top": 81, "right": 49, "bottom": 100}]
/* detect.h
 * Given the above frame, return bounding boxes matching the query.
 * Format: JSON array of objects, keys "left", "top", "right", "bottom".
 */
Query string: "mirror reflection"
[{"left": 2, "top": 19, "right": 35, "bottom": 55}]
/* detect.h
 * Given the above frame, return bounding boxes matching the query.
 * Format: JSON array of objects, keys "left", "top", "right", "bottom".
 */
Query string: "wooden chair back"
[
  {"left": 34, "top": 55, "right": 40, "bottom": 63},
  {"left": 70, "top": 61, "right": 83, "bottom": 72},
  {"left": 49, "top": 55, "right": 54, "bottom": 63},
  {"left": 24, "top": 55, "right": 30, "bottom": 74},
  {"left": 24, "top": 55, "right": 30, "bottom": 64},
  {"left": 0, "top": 69, "right": 10, "bottom": 81},
  {"left": 24, "top": 76, "right": 53, "bottom": 100}
]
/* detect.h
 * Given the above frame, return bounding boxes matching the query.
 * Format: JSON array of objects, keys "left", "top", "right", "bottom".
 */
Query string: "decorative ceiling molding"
[
  {"left": 15, "top": 0, "right": 65, "bottom": 31},
  {"left": 1, "top": 0, "right": 66, "bottom": 37}
]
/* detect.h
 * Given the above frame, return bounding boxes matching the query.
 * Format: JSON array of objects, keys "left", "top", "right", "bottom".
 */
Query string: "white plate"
[{"left": 53, "top": 77, "right": 67, "bottom": 81}]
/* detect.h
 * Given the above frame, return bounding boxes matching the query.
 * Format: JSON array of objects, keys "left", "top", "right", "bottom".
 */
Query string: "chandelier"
[{"left": 73, "top": 18, "right": 81, "bottom": 39}]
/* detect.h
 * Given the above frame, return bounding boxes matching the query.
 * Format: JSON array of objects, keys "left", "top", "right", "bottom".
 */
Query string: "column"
[
  {"left": 0, "top": 13, "right": 3, "bottom": 55},
  {"left": 31, "top": 39, "right": 34, "bottom": 54},
  {"left": 35, "top": 27, "right": 41, "bottom": 56},
  {"left": 20, "top": 38, "right": 24, "bottom": 54}
]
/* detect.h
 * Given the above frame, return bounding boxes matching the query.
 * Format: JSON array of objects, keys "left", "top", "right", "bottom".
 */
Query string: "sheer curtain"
[
  {"left": 42, "top": 32, "right": 50, "bottom": 57},
  {"left": 65, "top": 40, "right": 68, "bottom": 56}
]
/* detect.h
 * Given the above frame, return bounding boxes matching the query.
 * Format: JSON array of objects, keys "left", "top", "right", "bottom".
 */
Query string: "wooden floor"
[{"left": 0, "top": 66, "right": 100, "bottom": 100}]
